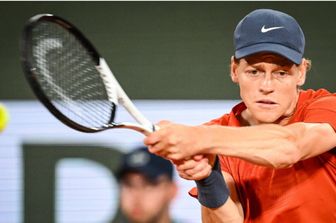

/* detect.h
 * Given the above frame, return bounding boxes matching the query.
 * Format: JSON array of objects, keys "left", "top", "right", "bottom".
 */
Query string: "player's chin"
[{"left": 253, "top": 111, "right": 283, "bottom": 124}]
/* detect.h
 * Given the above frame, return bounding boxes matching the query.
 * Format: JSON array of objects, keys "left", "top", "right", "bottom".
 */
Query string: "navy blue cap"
[
  {"left": 234, "top": 9, "right": 305, "bottom": 64},
  {"left": 116, "top": 147, "right": 173, "bottom": 181}
]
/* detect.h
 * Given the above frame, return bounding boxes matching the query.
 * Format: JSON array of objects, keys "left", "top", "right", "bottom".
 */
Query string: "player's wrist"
[
  {"left": 195, "top": 156, "right": 230, "bottom": 208},
  {"left": 195, "top": 125, "right": 214, "bottom": 154}
]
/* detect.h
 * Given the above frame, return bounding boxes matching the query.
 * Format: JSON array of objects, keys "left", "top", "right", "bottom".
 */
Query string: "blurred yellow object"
[{"left": 0, "top": 103, "right": 9, "bottom": 132}]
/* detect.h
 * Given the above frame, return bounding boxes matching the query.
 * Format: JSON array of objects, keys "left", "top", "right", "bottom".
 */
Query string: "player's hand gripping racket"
[{"left": 21, "top": 14, "right": 155, "bottom": 135}]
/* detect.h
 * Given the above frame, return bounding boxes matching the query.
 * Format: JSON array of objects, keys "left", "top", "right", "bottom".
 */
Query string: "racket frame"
[{"left": 21, "top": 14, "right": 154, "bottom": 135}]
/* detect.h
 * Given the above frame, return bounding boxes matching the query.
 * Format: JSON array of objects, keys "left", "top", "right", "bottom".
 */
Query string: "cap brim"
[{"left": 235, "top": 43, "right": 303, "bottom": 64}]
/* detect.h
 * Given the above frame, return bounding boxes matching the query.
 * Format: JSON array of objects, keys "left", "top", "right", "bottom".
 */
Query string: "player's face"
[
  {"left": 231, "top": 53, "right": 307, "bottom": 125},
  {"left": 120, "top": 173, "right": 176, "bottom": 223}
]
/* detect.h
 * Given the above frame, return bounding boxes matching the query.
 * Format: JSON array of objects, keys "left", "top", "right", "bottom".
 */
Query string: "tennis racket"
[{"left": 21, "top": 14, "right": 155, "bottom": 135}]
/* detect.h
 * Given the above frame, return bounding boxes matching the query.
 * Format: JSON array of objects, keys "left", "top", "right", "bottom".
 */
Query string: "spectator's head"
[{"left": 117, "top": 147, "right": 177, "bottom": 223}]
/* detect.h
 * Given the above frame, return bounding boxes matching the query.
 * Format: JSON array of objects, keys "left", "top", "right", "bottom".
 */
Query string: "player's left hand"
[
  {"left": 173, "top": 154, "right": 215, "bottom": 181},
  {"left": 144, "top": 121, "right": 206, "bottom": 160}
]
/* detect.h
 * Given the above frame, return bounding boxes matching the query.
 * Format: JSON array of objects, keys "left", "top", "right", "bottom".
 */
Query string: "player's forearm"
[
  {"left": 199, "top": 124, "right": 300, "bottom": 168},
  {"left": 201, "top": 199, "right": 243, "bottom": 223}
]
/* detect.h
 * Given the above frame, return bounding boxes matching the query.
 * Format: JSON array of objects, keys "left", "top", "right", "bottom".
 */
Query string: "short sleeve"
[{"left": 304, "top": 96, "right": 336, "bottom": 131}]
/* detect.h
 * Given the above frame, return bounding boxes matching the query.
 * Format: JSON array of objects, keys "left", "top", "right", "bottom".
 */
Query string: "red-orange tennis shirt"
[{"left": 192, "top": 89, "right": 336, "bottom": 222}]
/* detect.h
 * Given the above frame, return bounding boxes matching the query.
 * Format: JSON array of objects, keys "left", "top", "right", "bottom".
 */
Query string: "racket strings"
[{"left": 30, "top": 21, "right": 115, "bottom": 129}]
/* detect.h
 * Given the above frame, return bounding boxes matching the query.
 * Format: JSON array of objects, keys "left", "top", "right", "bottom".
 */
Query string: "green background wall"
[{"left": 1, "top": 2, "right": 336, "bottom": 100}]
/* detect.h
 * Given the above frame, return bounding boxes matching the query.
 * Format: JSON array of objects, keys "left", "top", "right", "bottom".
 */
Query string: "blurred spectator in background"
[{"left": 116, "top": 146, "right": 179, "bottom": 223}]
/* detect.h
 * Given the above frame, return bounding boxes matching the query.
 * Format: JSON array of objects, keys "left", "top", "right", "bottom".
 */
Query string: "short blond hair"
[{"left": 233, "top": 56, "right": 312, "bottom": 72}]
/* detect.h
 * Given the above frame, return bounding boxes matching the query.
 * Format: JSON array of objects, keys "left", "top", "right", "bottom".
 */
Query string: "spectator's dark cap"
[{"left": 116, "top": 147, "right": 173, "bottom": 181}]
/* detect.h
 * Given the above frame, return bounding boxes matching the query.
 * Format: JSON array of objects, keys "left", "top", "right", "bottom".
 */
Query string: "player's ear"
[
  {"left": 297, "top": 58, "right": 308, "bottom": 86},
  {"left": 230, "top": 56, "right": 239, "bottom": 83}
]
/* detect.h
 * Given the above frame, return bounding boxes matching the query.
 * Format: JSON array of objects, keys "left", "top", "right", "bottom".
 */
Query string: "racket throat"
[
  {"left": 95, "top": 59, "right": 119, "bottom": 105},
  {"left": 97, "top": 58, "right": 154, "bottom": 131},
  {"left": 111, "top": 122, "right": 154, "bottom": 135}
]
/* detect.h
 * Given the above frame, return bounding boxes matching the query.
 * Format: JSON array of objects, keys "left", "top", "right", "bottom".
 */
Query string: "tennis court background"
[
  {"left": 2, "top": 2, "right": 336, "bottom": 100},
  {"left": 1, "top": 2, "right": 336, "bottom": 223},
  {"left": 1, "top": 100, "right": 237, "bottom": 223}
]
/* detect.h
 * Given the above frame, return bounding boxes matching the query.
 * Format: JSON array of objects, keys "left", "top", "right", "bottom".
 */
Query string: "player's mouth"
[{"left": 256, "top": 99, "right": 278, "bottom": 109}]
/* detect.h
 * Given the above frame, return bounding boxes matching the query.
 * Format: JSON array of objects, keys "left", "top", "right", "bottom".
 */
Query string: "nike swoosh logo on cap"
[{"left": 261, "top": 25, "right": 284, "bottom": 33}]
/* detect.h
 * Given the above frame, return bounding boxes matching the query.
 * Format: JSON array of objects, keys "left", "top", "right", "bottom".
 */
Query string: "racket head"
[{"left": 21, "top": 14, "right": 117, "bottom": 132}]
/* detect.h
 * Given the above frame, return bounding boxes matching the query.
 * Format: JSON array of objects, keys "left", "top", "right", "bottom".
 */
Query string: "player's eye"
[
  {"left": 273, "top": 70, "right": 289, "bottom": 78},
  {"left": 246, "top": 69, "right": 262, "bottom": 77}
]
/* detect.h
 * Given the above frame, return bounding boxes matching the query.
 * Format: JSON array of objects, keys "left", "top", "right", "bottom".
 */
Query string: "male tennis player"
[
  {"left": 116, "top": 146, "right": 179, "bottom": 223},
  {"left": 144, "top": 9, "right": 336, "bottom": 222}
]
